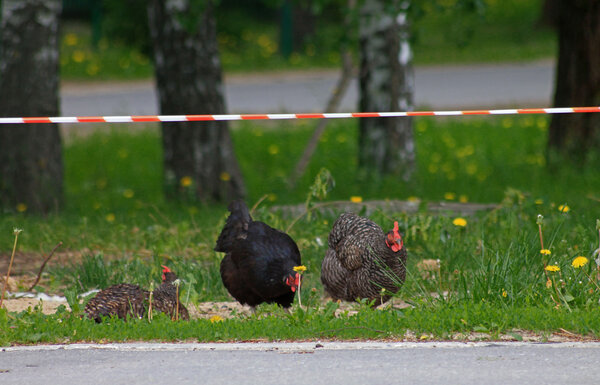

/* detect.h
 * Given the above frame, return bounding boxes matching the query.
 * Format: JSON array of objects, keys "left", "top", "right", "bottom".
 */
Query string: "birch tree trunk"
[
  {"left": 547, "top": 0, "right": 600, "bottom": 165},
  {"left": 147, "top": 0, "right": 245, "bottom": 202},
  {"left": 0, "top": 0, "right": 63, "bottom": 214},
  {"left": 358, "top": 0, "right": 415, "bottom": 180}
]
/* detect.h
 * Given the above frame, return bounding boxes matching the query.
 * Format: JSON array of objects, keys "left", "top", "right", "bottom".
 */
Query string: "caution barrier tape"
[{"left": 0, "top": 106, "right": 599, "bottom": 124}]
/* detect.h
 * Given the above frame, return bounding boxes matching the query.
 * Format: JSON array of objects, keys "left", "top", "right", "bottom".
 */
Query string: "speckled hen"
[
  {"left": 83, "top": 266, "right": 188, "bottom": 322},
  {"left": 83, "top": 283, "right": 148, "bottom": 322},
  {"left": 151, "top": 266, "right": 189, "bottom": 320},
  {"left": 321, "top": 213, "right": 407, "bottom": 305}
]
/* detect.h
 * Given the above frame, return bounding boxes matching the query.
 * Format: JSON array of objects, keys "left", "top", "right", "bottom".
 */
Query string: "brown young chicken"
[
  {"left": 151, "top": 265, "right": 189, "bottom": 321},
  {"left": 84, "top": 282, "right": 148, "bottom": 322},
  {"left": 321, "top": 213, "right": 407, "bottom": 305},
  {"left": 215, "top": 200, "right": 302, "bottom": 308},
  {"left": 84, "top": 266, "right": 189, "bottom": 322}
]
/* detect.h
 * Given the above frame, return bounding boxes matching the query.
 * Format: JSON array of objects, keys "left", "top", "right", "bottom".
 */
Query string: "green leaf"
[{"left": 508, "top": 332, "right": 523, "bottom": 341}]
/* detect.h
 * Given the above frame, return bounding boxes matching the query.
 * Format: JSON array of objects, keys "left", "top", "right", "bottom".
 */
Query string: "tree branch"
[{"left": 27, "top": 241, "right": 62, "bottom": 291}]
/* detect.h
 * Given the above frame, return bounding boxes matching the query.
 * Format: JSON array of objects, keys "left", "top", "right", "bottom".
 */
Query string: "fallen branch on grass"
[{"left": 27, "top": 241, "right": 63, "bottom": 291}]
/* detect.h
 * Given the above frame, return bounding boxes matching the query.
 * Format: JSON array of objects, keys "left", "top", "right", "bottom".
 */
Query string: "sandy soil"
[
  {"left": 1, "top": 296, "right": 254, "bottom": 319},
  {"left": 1, "top": 295, "right": 397, "bottom": 320}
]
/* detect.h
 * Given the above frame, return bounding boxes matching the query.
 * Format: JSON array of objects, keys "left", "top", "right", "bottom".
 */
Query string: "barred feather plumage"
[
  {"left": 152, "top": 271, "right": 189, "bottom": 320},
  {"left": 83, "top": 269, "right": 189, "bottom": 322},
  {"left": 321, "top": 213, "right": 407, "bottom": 305},
  {"left": 84, "top": 283, "right": 148, "bottom": 322}
]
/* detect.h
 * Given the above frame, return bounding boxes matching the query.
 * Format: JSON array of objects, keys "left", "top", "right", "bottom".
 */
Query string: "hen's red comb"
[{"left": 161, "top": 265, "right": 172, "bottom": 273}]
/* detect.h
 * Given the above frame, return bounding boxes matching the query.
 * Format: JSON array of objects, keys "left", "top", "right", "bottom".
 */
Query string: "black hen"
[
  {"left": 320, "top": 213, "right": 407, "bottom": 305},
  {"left": 215, "top": 200, "right": 302, "bottom": 308}
]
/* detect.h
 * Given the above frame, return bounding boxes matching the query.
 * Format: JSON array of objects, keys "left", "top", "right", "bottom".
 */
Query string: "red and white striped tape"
[{"left": 1, "top": 106, "right": 599, "bottom": 124}]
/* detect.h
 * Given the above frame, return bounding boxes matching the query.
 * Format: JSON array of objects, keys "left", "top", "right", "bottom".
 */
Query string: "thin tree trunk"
[
  {"left": 147, "top": 0, "right": 245, "bottom": 202},
  {"left": 358, "top": 0, "right": 415, "bottom": 180},
  {"left": 547, "top": 0, "right": 600, "bottom": 164},
  {"left": 288, "top": 53, "right": 354, "bottom": 188},
  {"left": 0, "top": 0, "right": 63, "bottom": 214}
]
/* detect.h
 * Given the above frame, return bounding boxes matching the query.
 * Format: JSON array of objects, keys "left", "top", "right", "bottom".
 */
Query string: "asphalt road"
[
  {"left": 60, "top": 60, "right": 554, "bottom": 116},
  {"left": 2, "top": 341, "right": 599, "bottom": 385}
]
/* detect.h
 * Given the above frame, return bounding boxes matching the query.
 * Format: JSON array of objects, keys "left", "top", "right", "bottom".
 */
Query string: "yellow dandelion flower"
[
  {"left": 210, "top": 315, "right": 224, "bottom": 323},
  {"left": 452, "top": 217, "right": 467, "bottom": 227},
  {"left": 466, "top": 163, "right": 477, "bottom": 175},
  {"left": 350, "top": 196, "right": 363, "bottom": 203},
  {"left": 180, "top": 176, "right": 193, "bottom": 187},
  {"left": 64, "top": 33, "right": 78, "bottom": 46},
  {"left": 536, "top": 118, "right": 546, "bottom": 130},
  {"left": 16, "top": 203, "right": 27, "bottom": 213},
  {"left": 86, "top": 63, "right": 99, "bottom": 76},
  {"left": 268, "top": 144, "right": 280, "bottom": 155},
  {"left": 419, "top": 334, "right": 429, "bottom": 340},
  {"left": 123, "top": 189, "right": 134, "bottom": 199},
  {"left": 545, "top": 265, "right": 560, "bottom": 272},
  {"left": 459, "top": 195, "right": 468, "bottom": 203},
  {"left": 558, "top": 204, "right": 570, "bottom": 213},
  {"left": 105, "top": 213, "right": 116, "bottom": 222},
  {"left": 534, "top": 199, "right": 543, "bottom": 205},
  {"left": 220, "top": 172, "right": 231, "bottom": 182},
  {"left": 501, "top": 289, "right": 507, "bottom": 298},
  {"left": 293, "top": 265, "right": 307, "bottom": 273},
  {"left": 444, "top": 192, "right": 456, "bottom": 200},
  {"left": 540, "top": 249, "right": 551, "bottom": 255},
  {"left": 407, "top": 196, "right": 420, "bottom": 202},
  {"left": 572, "top": 256, "right": 588, "bottom": 268},
  {"left": 72, "top": 50, "right": 86, "bottom": 63}
]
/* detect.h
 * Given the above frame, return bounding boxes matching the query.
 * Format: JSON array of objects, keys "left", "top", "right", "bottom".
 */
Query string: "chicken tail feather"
[{"left": 215, "top": 200, "right": 252, "bottom": 252}]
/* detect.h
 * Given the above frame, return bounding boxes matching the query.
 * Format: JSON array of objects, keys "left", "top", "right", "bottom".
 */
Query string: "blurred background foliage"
[{"left": 59, "top": 0, "right": 555, "bottom": 80}]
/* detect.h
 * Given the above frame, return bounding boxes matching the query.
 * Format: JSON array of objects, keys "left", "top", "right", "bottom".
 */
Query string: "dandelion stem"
[
  {"left": 175, "top": 283, "right": 179, "bottom": 321},
  {"left": 148, "top": 285, "right": 154, "bottom": 322},
  {"left": 581, "top": 269, "right": 600, "bottom": 293},
  {"left": 597, "top": 226, "right": 600, "bottom": 281},
  {"left": 297, "top": 278, "right": 303, "bottom": 309},
  {"left": 1, "top": 229, "right": 22, "bottom": 308}
]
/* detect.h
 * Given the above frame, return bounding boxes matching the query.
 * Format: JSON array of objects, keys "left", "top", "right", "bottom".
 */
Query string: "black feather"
[{"left": 216, "top": 200, "right": 301, "bottom": 308}]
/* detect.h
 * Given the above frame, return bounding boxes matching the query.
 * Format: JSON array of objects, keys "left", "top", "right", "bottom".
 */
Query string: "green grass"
[
  {"left": 412, "top": 0, "right": 556, "bottom": 64},
  {"left": 2, "top": 116, "right": 600, "bottom": 343},
  {"left": 60, "top": 0, "right": 556, "bottom": 80},
  {"left": 3, "top": 302, "right": 600, "bottom": 345}
]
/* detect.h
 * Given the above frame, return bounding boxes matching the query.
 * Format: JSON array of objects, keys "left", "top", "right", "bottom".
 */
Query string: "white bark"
[{"left": 358, "top": 0, "right": 415, "bottom": 180}]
